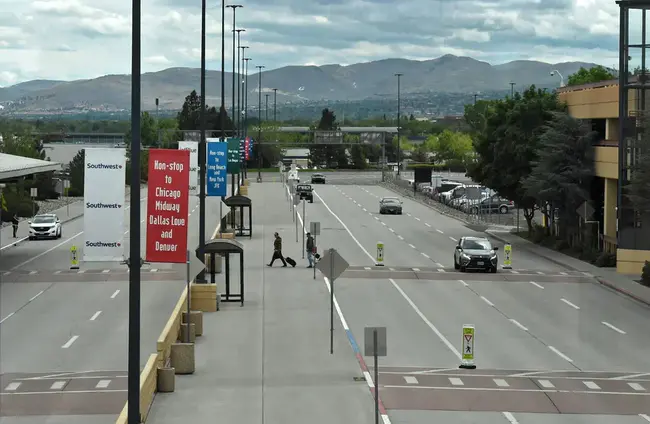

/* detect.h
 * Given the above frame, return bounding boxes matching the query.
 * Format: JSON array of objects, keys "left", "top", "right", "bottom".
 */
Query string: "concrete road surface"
[
  {"left": 0, "top": 185, "right": 228, "bottom": 423},
  {"left": 284, "top": 182, "right": 650, "bottom": 423}
]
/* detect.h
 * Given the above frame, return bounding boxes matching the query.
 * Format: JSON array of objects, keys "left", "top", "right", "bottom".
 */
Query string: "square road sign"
[
  {"left": 364, "top": 326, "right": 387, "bottom": 357},
  {"left": 315, "top": 248, "right": 349, "bottom": 282}
]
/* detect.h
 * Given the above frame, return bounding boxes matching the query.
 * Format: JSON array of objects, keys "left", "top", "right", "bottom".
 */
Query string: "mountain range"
[{"left": 0, "top": 55, "right": 600, "bottom": 113}]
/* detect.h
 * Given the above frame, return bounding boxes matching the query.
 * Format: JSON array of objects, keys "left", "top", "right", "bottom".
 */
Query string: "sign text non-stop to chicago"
[{"left": 145, "top": 149, "right": 190, "bottom": 263}]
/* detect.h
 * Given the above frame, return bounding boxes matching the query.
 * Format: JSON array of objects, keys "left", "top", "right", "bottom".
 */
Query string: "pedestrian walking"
[
  {"left": 11, "top": 213, "right": 19, "bottom": 238},
  {"left": 306, "top": 232, "right": 315, "bottom": 268},
  {"left": 268, "top": 232, "right": 287, "bottom": 267}
]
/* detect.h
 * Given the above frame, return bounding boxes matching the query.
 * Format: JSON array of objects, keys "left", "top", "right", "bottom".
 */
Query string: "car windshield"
[
  {"left": 33, "top": 216, "right": 55, "bottom": 224},
  {"left": 382, "top": 198, "right": 400, "bottom": 204},
  {"left": 297, "top": 185, "right": 310, "bottom": 190},
  {"left": 462, "top": 239, "right": 492, "bottom": 250}
]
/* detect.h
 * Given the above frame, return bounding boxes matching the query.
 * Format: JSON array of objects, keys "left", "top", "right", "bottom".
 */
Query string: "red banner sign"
[
  {"left": 145, "top": 149, "right": 190, "bottom": 263},
  {"left": 244, "top": 137, "right": 250, "bottom": 160}
]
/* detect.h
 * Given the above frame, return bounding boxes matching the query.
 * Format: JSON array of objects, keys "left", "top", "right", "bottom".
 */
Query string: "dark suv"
[
  {"left": 453, "top": 236, "right": 498, "bottom": 273},
  {"left": 311, "top": 173, "right": 326, "bottom": 184},
  {"left": 296, "top": 184, "right": 314, "bottom": 203}
]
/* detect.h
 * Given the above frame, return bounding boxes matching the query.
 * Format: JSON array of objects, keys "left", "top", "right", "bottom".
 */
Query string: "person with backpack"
[{"left": 306, "top": 232, "right": 315, "bottom": 268}]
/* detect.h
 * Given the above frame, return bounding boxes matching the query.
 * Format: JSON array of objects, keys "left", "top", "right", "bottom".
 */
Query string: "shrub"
[
  {"left": 594, "top": 252, "right": 617, "bottom": 268},
  {"left": 530, "top": 224, "right": 547, "bottom": 244},
  {"left": 642, "top": 261, "right": 650, "bottom": 286},
  {"left": 67, "top": 187, "right": 83, "bottom": 197},
  {"left": 553, "top": 239, "right": 570, "bottom": 251}
]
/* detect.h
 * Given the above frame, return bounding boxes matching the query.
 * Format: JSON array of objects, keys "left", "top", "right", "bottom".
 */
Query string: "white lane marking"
[
  {"left": 612, "top": 373, "right": 650, "bottom": 380},
  {"left": 502, "top": 412, "right": 519, "bottom": 424},
  {"left": 408, "top": 244, "right": 416, "bottom": 249},
  {"left": 480, "top": 296, "right": 494, "bottom": 307},
  {"left": 362, "top": 208, "right": 367, "bottom": 212},
  {"left": 602, "top": 321, "right": 626, "bottom": 334},
  {"left": 389, "top": 228, "right": 395, "bottom": 232},
  {"left": 389, "top": 268, "right": 395, "bottom": 271},
  {"left": 414, "top": 217, "right": 421, "bottom": 221},
  {"left": 28, "top": 270, "right": 37, "bottom": 275},
  {"left": 381, "top": 222, "right": 386, "bottom": 226},
  {"left": 538, "top": 380, "right": 555, "bottom": 388},
  {"left": 374, "top": 216, "right": 379, "bottom": 220},
  {"left": 389, "top": 279, "right": 461, "bottom": 359},
  {"left": 510, "top": 270, "right": 519, "bottom": 274},
  {"left": 5, "top": 382, "right": 21, "bottom": 391},
  {"left": 0, "top": 312, "right": 15, "bottom": 324},
  {"left": 437, "top": 269, "right": 446, "bottom": 273},
  {"left": 458, "top": 279, "right": 468, "bottom": 287},
  {"left": 529, "top": 281, "right": 544, "bottom": 289},
  {"left": 403, "top": 376, "right": 418, "bottom": 384},
  {"left": 628, "top": 382, "right": 645, "bottom": 391},
  {"left": 110, "top": 290, "right": 120, "bottom": 299},
  {"left": 77, "top": 270, "right": 85, "bottom": 274},
  {"left": 102, "top": 269, "right": 110, "bottom": 273},
  {"left": 436, "top": 229, "right": 444, "bottom": 234},
  {"left": 90, "top": 311, "right": 102, "bottom": 321},
  {"left": 561, "top": 298, "right": 580, "bottom": 310},
  {"left": 421, "top": 253, "right": 430, "bottom": 258},
  {"left": 436, "top": 263, "right": 444, "bottom": 268},
  {"left": 449, "top": 236, "right": 457, "bottom": 242},
  {"left": 50, "top": 381, "right": 66, "bottom": 390},
  {"left": 582, "top": 272, "right": 593, "bottom": 277},
  {"left": 583, "top": 381, "right": 600, "bottom": 390},
  {"left": 549, "top": 346, "right": 573, "bottom": 362},
  {"left": 398, "top": 235, "right": 404, "bottom": 240},
  {"left": 407, "top": 213, "right": 412, "bottom": 216},
  {"left": 2, "top": 389, "right": 127, "bottom": 395},
  {"left": 54, "top": 270, "right": 61, "bottom": 274},
  {"left": 640, "top": 414, "right": 650, "bottom": 422},
  {"left": 150, "top": 268, "right": 158, "bottom": 272},
  {"left": 560, "top": 272, "right": 568, "bottom": 276},
  {"left": 449, "top": 377, "right": 464, "bottom": 386},
  {"left": 96, "top": 380, "right": 111, "bottom": 389},
  {"left": 425, "top": 223, "right": 431, "bottom": 227},
  {"left": 0, "top": 236, "right": 29, "bottom": 251},
  {"left": 29, "top": 290, "right": 44, "bottom": 302},
  {"left": 536, "top": 271, "right": 544, "bottom": 275},
  {"left": 509, "top": 319, "right": 528, "bottom": 331},
  {"left": 494, "top": 379, "right": 509, "bottom": 387},
  {"left": 364, "top": 267, "right": 371, "bottom": 270},
  {"left": 62, "top": 335, "right": 79, "bottom": 348},
  {"left": 412, "top": 268, "right": 421, "bottom": 272},
  {"left": 2, "top": 271, "right": 10, "bottom": 276}
]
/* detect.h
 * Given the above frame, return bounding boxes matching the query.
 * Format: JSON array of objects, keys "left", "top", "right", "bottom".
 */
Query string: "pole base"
[
  {"left": 501, "top": 266, "right": 512, "bottom": 270},
  {"left": 375, "top": 263, "right": 384, "bottom": 267},
  {"left": 459, "top": 363, "right": 476, "bottom": 369},
  {"left": 70, "top": 266, "right": 79, "bottom": 270},
  {"left": 256, "top": 176, "right": 262, "bottom": 183}
]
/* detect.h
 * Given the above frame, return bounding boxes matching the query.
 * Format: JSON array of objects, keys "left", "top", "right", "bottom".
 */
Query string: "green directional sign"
[{"left": 227, "top": 138, "right": 240, "bottom": 173}]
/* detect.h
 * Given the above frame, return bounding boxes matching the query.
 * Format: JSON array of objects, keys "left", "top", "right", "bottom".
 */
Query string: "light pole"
[
  {"left": 240, "top": 45, "right": 249, "bottom": 134},
  {"left": 473, "top": 93, "right": 478, "bottom": 104},
  {"left": 395, "top": 73, "right": 403, "bottom": 175},
  {"left": 265, "top": 94, "right": 270, "bottom": 121},
  {"left": 219, "top": 0, "right": 226, "bottom": 142},
  {"left": 196, "top": 0, "right": 207, "bottom": 283},
  {"left": 550, "top": 69, "right": 565, "bottom": 87},
  {"left": 256, "top": 65, "right": 265, "bottom": 182},
  {"left": 272, "top": 88, "right": 278, "bottom": 121},
  {"left": 243, "top": 57, "right": 251, "bottom": 137},
  {"left": 235, "top": 35, "right": 246, "bottom": 135},
  {"left": 509, "top": 82, "right": 516, "bottom": 97},
  {"left": 227, "top": 4, "right": 242, "bottom": 136},
  {"left": 127, "top": 0, "right": 142, "bottom": 420}
]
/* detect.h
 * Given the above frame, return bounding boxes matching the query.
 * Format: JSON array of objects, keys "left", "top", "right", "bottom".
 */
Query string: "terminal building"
[{"left": 558, "top": 78, "right": 647, "bottom": 274}]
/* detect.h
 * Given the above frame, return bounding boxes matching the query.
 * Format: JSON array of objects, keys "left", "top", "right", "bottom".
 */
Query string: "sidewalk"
[
  {"left": 487, "top": 229, "right": 650, "bottom": 308},
  {"left": 146, "top": 181, "right": 375, "bottom": 424}
]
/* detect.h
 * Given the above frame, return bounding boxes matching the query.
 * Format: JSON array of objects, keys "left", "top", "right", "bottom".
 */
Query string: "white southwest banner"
[
  {"left": 178, "top": 141, "right": 199, "bottom": 195},
  {"left": 83, "top": 147, "right": 126, "bottom": 262}
]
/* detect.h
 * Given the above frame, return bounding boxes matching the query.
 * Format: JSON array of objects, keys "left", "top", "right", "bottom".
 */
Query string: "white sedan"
[{"left": 28, "top": 214, "right": 62, "bottom": 240}]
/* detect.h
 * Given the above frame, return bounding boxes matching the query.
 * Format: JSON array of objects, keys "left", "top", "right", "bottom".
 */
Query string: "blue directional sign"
[
  {"left": 248, "top": 137, "right": 254, "bottom": 157},
  {"left": 207, "top": 142, "right": 227, "bottom": 197},
  {"left": 239, "top": 138, "right": 245, "bottom": 163}
]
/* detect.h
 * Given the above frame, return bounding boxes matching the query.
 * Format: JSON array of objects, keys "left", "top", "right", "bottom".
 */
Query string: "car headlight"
[{"left": 461, "top": 253, "right": 471, "bottom": 261}]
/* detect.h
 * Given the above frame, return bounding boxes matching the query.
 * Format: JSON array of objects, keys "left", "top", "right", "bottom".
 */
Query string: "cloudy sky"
[{"left": 0, "top": 0, "right": 631, "bottom": 86}]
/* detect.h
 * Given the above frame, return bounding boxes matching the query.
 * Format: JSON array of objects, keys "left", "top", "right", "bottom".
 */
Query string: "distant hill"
[{"left": 0, "top": 55, "right": 601, "bottom": 112}]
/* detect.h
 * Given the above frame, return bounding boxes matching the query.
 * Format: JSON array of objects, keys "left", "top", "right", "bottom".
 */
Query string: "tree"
[
  {"left": 467, "top": 85, "right": 567, "bottom": 233},
  {"left": 125, "top": 112, "right": 158, "bottom": 147},
  {"left": 523, "top": 112, "right": 597, "bottom": 242},
  {"left": 310, "top": 108, "right": 345, "bottom": 168},
  {"left": 68, "top": 149, "right": 85, "bottom": 196},
  {"left": 208, "top": 106, "right": 235, "bottom": 136},
  {"left": 567, "top": 66, "right": 614, "bottom": 86},
  {"left": 410, "top": 145, "right": 429, "bottom": 163},
  {"left": 177, "top": 90, "right": 201, "bottom": 131}
]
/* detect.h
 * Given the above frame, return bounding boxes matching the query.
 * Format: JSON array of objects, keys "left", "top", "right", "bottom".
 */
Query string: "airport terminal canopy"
[{"left": 0, "top": 153, "right": 62, "bottom": 181}]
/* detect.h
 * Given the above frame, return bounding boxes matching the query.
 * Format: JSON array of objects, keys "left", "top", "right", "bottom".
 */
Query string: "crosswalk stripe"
[
  {"left": 583, "top": 381, "right": 600, "bottom": 390},
  {"left": 493, "top": 378, "right": 509, "bottom": 387},
  {"left": 50, "top": 381, "right": 66, "bottom": 390},
  {"left": 538, "top": 379, "right": 555, "bottom": 388},
  {"left": 628, "top": 382, "right": 645, "bottom": 391},
  {"left": 96, "top": 380, "right": 111, "bottom": 389},
  {"left": 403, "top": 376, "right": 418, "bottom": 384},
  {"left": 449, "top": 377, "right": 464, "bottom": 386},
  {"left": 4, "top": 382, "right": 20, "bottom": 391}
]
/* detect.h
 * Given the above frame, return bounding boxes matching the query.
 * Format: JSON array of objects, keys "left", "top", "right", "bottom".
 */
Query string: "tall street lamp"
[
  {"left": 240, "top": 45, "right": 249, "bottom": 135},
  {"left": 256, "top": 65, "right": 265, "bottom": 182},
  {"left": 509, "top": 82, "right": 516, "bottom": 97},
  {"left": 265, "top": 94, "right": 270, "bottom": 121},
  {"left": 272, "top": 88, "right": 278, "bottom": 121},
  {"left": 195, "top": 0, "right": 208, "bottom": 283},
  {"left": 235, "top": 31, "right": 245, "bottom": 136},
  {"left": 243, "top": 57, "right": 251, "bottom": 137},
  {"left": 227, "top": 4, "right": 242, "bottom": 136},
  {"left": 550, "top": 69, "right": 565, "bottom": 87},
  {"left": 127, "top": 0, "right": 142, "bottom": 420},
  {"left": 395, "top": 73, "right": 403, "bottom": 175}
]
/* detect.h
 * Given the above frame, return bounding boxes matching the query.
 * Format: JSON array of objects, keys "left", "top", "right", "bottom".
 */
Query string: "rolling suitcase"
[{"left": 285, "top": 257, "right": 297, "bottom": 267}]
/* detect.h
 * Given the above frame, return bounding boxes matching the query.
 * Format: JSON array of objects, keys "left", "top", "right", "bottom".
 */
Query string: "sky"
[{"left": 0, "top": 0, "right": 634, "bottom": 87}]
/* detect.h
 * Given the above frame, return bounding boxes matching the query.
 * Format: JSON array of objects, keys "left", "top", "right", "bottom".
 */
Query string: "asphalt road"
[
  {"left": 291, "top": 182, "right": 650, "bottom": 423},
  {"left": 0, "top": 185, "right": 227, "bottom": 422}
]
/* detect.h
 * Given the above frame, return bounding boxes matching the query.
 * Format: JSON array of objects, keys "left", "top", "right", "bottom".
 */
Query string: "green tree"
[
  {"left": 468, "top": 86, "right": 567, "bottom": 233},
  {"left": 125, "top": 112, "right": 158, "bottom": 147},
  {"left": 177, "top": 90, "right": 201, "bottom": 130},
  {"left": 310, "top": 108, "right": 345, "bottom": 168},
  {"left": 68, "top": 149, "right": 85, "bottom": 196},
  {"left": 567, "top": 65, "right": 614, "bottom": 86},
  {"left": 523, "top": 112, "right": 597, "bottom": 242},
  {"left": 410, "top": 145, "right": 429, "bottom": 163}
]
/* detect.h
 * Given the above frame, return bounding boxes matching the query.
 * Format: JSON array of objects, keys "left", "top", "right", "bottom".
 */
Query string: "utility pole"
[
  {"left": 265, "top": 94, "right": 270, "bottom": 121},
  {"left": 510, "top": 82, "right": 516, "bottom": 97},
  {"left": 272, "top": 88, "right": 278, "bottom": 121},
  {"left": 395, "top": 73, "right": 403, "bottom": 175},
  {"left": 256, "top": 65, "right": 265, "bottom": 182},
  {"left": 196, "top": 0, "right": 207, "bottom": 284},
  {"left": 235, "top": 30, "right": 245, "bottom": 137},
  {"left": 227, "top": 4, "right": 242, "bottom": 138},
  {"left": 473, "top": 93, "right": 478, "bottom": 104},
  {"left": 243, "top": 57, "right": 251, "bottom": 137}
]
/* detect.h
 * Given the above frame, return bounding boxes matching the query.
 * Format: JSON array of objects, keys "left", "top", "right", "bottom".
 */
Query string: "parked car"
[
  {"left": 379, "top": 197, "right": 403, "bottom": 214},
  {"left": 467, "top": 195, "right": 514, "bottom": 214}
]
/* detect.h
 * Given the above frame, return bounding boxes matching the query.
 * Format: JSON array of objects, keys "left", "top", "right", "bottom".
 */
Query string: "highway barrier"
[
  {"left": 375, "top": 242, "right": 384, "bottom": 266},
  {"left": 459, "top": 325, "right": 476, "bottom": 369}
]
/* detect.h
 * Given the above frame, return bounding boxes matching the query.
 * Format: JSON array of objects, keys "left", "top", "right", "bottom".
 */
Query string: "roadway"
[
  {"left": 0, "top": 185, "right": 227, "bottom": 422},
  {"left": 293, "top": 182, "right": 650, "bottom": 423}
]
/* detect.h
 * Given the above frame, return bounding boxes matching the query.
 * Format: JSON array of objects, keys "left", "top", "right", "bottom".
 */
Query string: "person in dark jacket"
[
  {"left": 306, "top": 232, "right": 315, "bottom": 268},
  {"left": 268, "top": 232, "right": 287, "bottom": 267},
  {"left": 11, "top": 214, "right": 19, "bottom": 238}
]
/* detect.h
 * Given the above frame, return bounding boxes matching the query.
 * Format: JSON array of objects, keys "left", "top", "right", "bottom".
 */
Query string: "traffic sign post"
[
  {"left": 310, "top": 222, "right": 320, "bottom": 280},
  {"left": 70, "top": 245, "right": 79, "bottom": 270},
  {"left": 502, "top": 244, "right": 512, "bottom": 269},
  {"left": 364, "top": 326, "right": 387, "bottom": 424},
  {"left": 301, "top": 199, "right": 306, "bottom": 258},
  {"left": 376, "top": 242, "right": 384, "bottom": 266},
  {"left": 459, "top": 324, "right": 476, "bottom": 369},
  {"left": 315, "top": 248, "right": 350, "bottom": 354}
]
